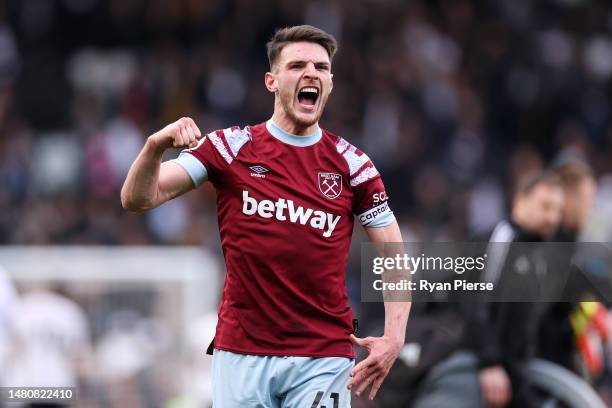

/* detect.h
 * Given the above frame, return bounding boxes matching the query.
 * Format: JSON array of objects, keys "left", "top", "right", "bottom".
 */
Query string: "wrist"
[
  {"left": 146, "top": 134, "right": 167, "bottom": 156},
  {"left": 383, "top": 333, "right": 405, "bottom": 349}
]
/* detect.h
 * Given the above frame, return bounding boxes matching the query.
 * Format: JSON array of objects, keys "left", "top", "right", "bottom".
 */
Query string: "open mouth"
[{"left": 297, "top": 86, "right": 319, "bottom": 110}]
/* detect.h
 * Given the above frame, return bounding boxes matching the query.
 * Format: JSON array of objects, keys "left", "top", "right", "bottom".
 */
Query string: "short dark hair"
[
  {"left": 554, "top": 159, "right": 594, "bottom": 191},
  {"left": 266, "top": 25, "right": 338, "bottom": 70},
  {"left": 514, "top": 170, "right": 563, "bottom": 197}
]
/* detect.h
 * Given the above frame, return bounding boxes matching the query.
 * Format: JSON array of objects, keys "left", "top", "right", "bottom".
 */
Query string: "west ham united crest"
[{"left": 318, "top": 172, "right": 342, "bottom": 199}]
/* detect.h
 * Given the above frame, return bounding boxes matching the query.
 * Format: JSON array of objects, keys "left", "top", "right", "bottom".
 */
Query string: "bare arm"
[
  {"left": 365, "top": 222, "right": 411, "bottom": 343},
  {"left": 349, "top": 221, "right": 412, "bottom": 401},
  {"left": 121, "top": 117, "right": 202, "bottom": 212}
]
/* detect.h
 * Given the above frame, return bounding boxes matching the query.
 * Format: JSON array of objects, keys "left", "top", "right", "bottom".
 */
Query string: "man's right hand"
[
  {"left": 479, "top": 365, "right": 512, "bottom": 407},
  {"left": 150, "top": 117, "right": 203, "bottom": 151},
  {"left": 121, "top": 116, "right": 202, "bottom": 212}
]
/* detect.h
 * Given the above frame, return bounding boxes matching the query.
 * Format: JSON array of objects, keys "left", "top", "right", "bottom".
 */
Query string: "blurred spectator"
[
  {"left": 183, "top": 312, "right": 217, "bottom": 407},
  {"left": 376, "top": 172, "right": 566, "bottom": 408},
  {"left": 469, "top": 172, "right": 566, "bottom": 408},
  {"left": 0, "top": 0, "right": 612, "bottom": 249},
  {"left": 0, "top": 265, "right": 17, "bottom": 389},
  {"left": 538, "top": 160, "right": 603, "bottom": 380},
  {"left": 4, "top": 282, "right": 91, "bottom": 404},
  {"left": 95, "top": 309, "right": 167, "bottom": 408}
]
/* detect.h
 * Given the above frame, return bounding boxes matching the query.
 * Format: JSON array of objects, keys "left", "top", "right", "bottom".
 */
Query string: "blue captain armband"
[{"left": 358, "top": 202, "right": 396, "bottom": 227}]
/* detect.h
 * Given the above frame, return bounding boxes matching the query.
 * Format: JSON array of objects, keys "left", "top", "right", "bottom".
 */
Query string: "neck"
[
  {"left": 562, "top": 219, "right": 578, "bottom": 233},
  {"left": 562, "top": 207, "right": 580, "bottom": 232},
  {"left": 510, "top": 213, "right": 545, "bottom": 240},
  {"left": 272, "top": 105, "right": 319, "bottom": 136}
]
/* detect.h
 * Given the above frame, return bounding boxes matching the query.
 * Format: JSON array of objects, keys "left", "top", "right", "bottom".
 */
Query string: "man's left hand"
[{"left": 348, "top": 334, "right": 403, "bottom": 400}]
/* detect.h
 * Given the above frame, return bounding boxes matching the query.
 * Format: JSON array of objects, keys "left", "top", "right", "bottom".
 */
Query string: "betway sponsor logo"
[{"left": 242, "top": 190, "right": 341, "bottom": 238}]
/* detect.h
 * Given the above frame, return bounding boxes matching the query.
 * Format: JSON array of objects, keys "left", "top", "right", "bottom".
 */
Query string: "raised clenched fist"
[{"left": 150, "top": 117, "right": 203, "bottom": 151}]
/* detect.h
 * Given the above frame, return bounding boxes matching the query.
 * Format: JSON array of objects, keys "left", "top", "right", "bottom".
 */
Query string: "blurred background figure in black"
[
  {"left": 538, "top": 160, "right": 598, "bottom": 375},
  {"left": 536, "top": 159, "right": 612, "bottom": 406},
  {"left": 467, "top": 172, "right": 565, "bottom": 408},
  {"left": 374, "top": 172, "right": 567, "bottom": 408}
]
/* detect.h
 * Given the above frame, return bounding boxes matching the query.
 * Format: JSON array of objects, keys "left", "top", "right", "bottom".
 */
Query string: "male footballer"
[{"left": 121, "top": 25, "right": 410, "bottom": 407}]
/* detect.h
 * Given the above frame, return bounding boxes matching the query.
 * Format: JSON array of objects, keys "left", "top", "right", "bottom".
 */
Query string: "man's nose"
[{"left": 303, "top": 62, "right": 318, "bottom": 77}]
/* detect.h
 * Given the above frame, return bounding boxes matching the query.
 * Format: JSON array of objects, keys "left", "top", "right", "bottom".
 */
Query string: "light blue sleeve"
[{"left": 170, "top": 152, "right": 208, "bottom": 188}]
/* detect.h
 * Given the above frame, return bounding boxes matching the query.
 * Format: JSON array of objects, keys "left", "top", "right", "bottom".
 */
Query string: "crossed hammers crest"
[{"left": 319, "top": 174, "right": 342, "bottom": 198}]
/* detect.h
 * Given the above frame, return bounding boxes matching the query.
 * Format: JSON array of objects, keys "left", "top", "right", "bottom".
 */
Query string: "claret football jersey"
[{"left": 173, "top": 119, "right": 395, "bottom": 358}]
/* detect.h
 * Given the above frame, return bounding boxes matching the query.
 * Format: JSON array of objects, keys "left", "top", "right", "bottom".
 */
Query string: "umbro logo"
[
  {"left": 250, "top": 165, "right": 268, "bottom": 174},
  {"left": 249, "top": 165, "right": 269, "bottom": 178}
]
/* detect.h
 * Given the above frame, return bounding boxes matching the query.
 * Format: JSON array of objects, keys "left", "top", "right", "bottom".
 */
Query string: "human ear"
[{"left": 265, "top": 72, "right": 278, "bottom": 93}]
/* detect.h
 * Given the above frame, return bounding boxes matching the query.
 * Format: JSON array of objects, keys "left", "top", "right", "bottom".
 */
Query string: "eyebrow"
[{"left": 285, "top": 60, "right": 330, "bottom": 68}]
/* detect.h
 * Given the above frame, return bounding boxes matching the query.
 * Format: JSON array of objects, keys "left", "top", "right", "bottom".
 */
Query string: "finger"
[
  {"left": 348, "top": 364, "right": 377, "bottom": 389},
  {"left": 350, "top": 356, "right": 376, "bottom": 377},
  {"left": 368, "top": 375, "right": 385, "bottom": 400},
  {"left": 177, "top": 118, "right": 191, "bottom": 142},
  {"left": 184, "top": 125, "right": 196, "bottom": 146},
  {"left": 350, "top": 334, "right": 372, "bottom": 347},
  {"left": 350, "top": 334, "right": 364, "bottom": 346},
  {"left": 187, "top": 119, "right": 202, "bottom": 138},
  {"left": 180, "top": 125, "right": 193, "bottom": 148},
  {"left": 354, "top": 372, "right": 376, "bottom": 397},
  {"left": 172, "top": 124, "right": 184, "bottom": 147}
]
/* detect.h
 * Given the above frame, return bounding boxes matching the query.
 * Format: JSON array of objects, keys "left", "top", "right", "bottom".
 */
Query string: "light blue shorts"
[{"left": 211, "top": 349, "right": 354, "bottom": 408}]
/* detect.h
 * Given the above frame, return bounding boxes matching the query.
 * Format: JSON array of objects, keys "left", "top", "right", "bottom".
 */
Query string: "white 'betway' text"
[{"left": 242, "top": 190, "right": 341, "bottom": 238}]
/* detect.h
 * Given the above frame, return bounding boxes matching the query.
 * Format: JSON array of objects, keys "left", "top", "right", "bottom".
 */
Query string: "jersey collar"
[{"left": 266, "top": 119, "right": 322, "bottom": 147}]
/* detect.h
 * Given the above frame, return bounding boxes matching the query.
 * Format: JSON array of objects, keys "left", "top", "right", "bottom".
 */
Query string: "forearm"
[
  {"left": 365, "top": 222, "right": 411, "bottom": 343},
  {"left": 383, "top": 301, "right": 411, "bottom": 343},
  {"left": 121, "top": 136, "right": 164, "bottom": 212}
]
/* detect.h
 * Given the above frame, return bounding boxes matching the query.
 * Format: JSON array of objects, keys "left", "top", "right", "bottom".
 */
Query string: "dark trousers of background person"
[
  {"left": 505, "top": 364, "right": 539, "bottom": 408},
  {"left": 410, "top": 351, "right": 539, "bottom": 408}
]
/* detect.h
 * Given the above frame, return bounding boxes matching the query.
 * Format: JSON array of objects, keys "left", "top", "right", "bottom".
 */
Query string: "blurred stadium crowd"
[
  {"left": 2, "top": 0, "right": 612, "bottom": 246},
  {"left": 3, "top": 0, "right": 612, "bottom": 407}
]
